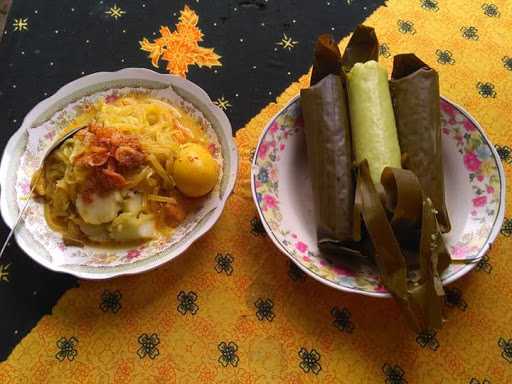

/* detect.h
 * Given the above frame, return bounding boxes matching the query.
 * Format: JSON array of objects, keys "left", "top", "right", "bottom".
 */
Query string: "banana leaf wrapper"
[
  {"left": 301, "top": 33, "right": 360, "bottom": 254},
  {"left": 341, "top": 25, "right": 379, "bottom": 73},
  {"left": 357, "top": 160, "right": 450, "bottom": 331},
  {"left": 310, "top": 34, "right": 343, "bottom": 86},
  {"left": 390, "top": 54, "right": 451, "bottom": 233},
  {"left": 301, "top": 74, "right": 357, "bottom": 253}
]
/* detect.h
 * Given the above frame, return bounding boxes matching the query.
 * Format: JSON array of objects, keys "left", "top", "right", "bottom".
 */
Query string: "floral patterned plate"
[
  {"left": 251, "top": 96, "right": 505, "bottom": 297},
  {"left": 0, "top": 68, "right": 238, "bottom": 279}
]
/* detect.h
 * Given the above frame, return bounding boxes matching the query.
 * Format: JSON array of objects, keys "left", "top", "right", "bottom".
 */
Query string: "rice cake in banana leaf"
[
  {"left": 300, "top": 35, "right": 357, "bottom": 254},
  {"left": 390, "top": 54, "right": 451, "bottom": 232}
]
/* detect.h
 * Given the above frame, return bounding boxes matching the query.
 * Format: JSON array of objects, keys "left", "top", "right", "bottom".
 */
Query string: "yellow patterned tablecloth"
[{"left": 2, "top": 1, "right": 512, "bottom": 383}]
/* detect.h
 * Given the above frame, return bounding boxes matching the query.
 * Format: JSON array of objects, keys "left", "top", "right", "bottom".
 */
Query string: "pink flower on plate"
[
  {"left": 463, "top": 119, "right": 477, "bottom": 132},
  {"left": 303, "top": 256, "right": 311, "bottom": 262},
  {"left": 333, "top": 265, "right": 354, "bottom": 277},
  {"left": 295, "top": 241, "right": 308, "bottom": 253},
  {"left": 375, "top": 284, "right": 388, "bottom": 293},
  {"left": 472, "top": 195, "right": 487, "bottom": 207},
  {"left": 126, "top": 249, "right": 141, "bottom": 260},
  {"left": 442, "top": 128, "right": 450, "bottom": 135},
  {"left": 21, "top": 181, "right": 30, "bottom": 195},
  {"left": 451, "top": 245, "right": 470, "bottom": 258},
  {"left": 487, "top": 185, "right": 495, "bottom": 194},
  {"left": 464, "top": 152, "right": 482, "bottom": 172},
  {"left": 105, "top": 94, "right": 119, "bottom": 103},
  {"left": 258, "top": 142, "right": 270, "bottom": 159},
  {"left": 269, "top": 121, "right": 279, "bottom": 134},
  {"left": 280, "top": 143, "right": 285, "bottom": 151},
  {"left": 441, "top": 102, "right": 454, "bottom": 115},
  {"left": 477, "top": 175, "right": 484, "bottom": 182},
  {"left": 44, "top": 131, "right": 56, "bottom": 140},
  {"left": 263, "top": 194, "right": 278, "bottom": 209}
]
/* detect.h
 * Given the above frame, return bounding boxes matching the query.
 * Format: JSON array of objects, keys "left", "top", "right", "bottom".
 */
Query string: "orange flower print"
[{"left": 139, "top": 5, "right": 221, "bottom": 77}]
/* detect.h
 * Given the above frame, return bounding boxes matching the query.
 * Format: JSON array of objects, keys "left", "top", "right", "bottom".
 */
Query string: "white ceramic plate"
[
  {"left": 0, "top": 68, "right": 238, "bottom": 279},
  {"left": 251, "top": 96, "right": 505, "bottom": 297}
]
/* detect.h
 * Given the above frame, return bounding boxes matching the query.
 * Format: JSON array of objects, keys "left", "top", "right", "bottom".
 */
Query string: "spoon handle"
[
  {"left": 0, "top": 125, "right": 87, "bottom": 260},
  {"left": 0, "top": 173, "right": 41, "bottom": 260}
]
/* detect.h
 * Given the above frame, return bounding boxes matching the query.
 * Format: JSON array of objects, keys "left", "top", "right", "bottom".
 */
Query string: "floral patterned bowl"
[
  {"left": 251, "top": 96, "right": 505, "bottom": 297},
  {"left": 0, "top": 68, "right": 238, "bottom": 279}
]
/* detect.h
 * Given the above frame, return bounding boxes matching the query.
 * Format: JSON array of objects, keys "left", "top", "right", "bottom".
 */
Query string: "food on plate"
[
  {"left": 347, "top": 60, "right": 402, "bottom": 183},
  {"left": 390, "top": 54, "right": 451, "bottom": 232},
  {"left": 300, "top": 25, "right": 452, "bottom": 331},
  {"left": 32, "top": 93, "right": 221, "bottom": 245},
  {"left": 301, "top": 64, "right": 354, "bottom": 252},
  {"left": 173, "top": 143, "right": 219, "bottom": 198}
]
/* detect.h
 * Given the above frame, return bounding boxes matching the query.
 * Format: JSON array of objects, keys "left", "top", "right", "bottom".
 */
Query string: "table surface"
[{"left": 1, "top": 1, "right": 511, "bottom": 383}]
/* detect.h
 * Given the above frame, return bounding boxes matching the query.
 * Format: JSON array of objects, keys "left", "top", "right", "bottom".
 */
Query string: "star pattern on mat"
[
  {"left": 497, "top": 337, "right": 512, "bottom": 363},
  {"left": 379, "top": 43, "right": 391, "bottom": 58},
  {"left": 476, "top": 254, "right": 492, "bottom": 273},
  {"left": 469, "top": 379, "right": 491, "bottom": 384},
  {"left": 99, "top": 290, "right": 122, "bottom": 313},
  {"left": 12, "top": 18, "right": 29, "bottom": 31},
  {"left": 495, "top": 144, "right": 512, "bottom": 163},
  {"left": 461, "top": 26, "right": 479, "bottom": 40},
  {"left": 382, "top": 364, "right": 407, "bottom": 384},
  {"left": 214, "top": 97, "right": 232, "bottom": 111},
  {"left": 55, "top": 337, "right": 78, "bottom": 362},
  {"left": 105, "top": 4, "right": 126, "bottom": 19},
  {"left": 2, "top": 0, "right": 512, "bottom": 380},
  {"left": 177, "top": 291, "right": 199, "bottom": 315},
  {"left": 416, "top": 329, "right": 439, "bottom": 351},
  {"left": 502, "top": 56, "right": 512, "bottom": 71},
  {"left": 421, "top": 0, "right": 439, "bottom": 12},
  {"left": 218, "top": 341, "right": 239, "bottom": 367},
  {"left": 250, "top": 216, "right": 266, "bottom": 237},
  {"left": 397, "top": 19, "right": 416, "bottom": 34},
  {"left": 444, "top": 287, "right": 468, "bottom": 311},
  {"left": 298, "top": 348, "right": 321, "bottom": 375},
  {"left": 477, "top": 82, "right": 496, "bottom": 98},
  {"left": 482, "top": 3, "right": 500, "bottom": 17},
  {"left": 288, "top": 261, "right": 306, "bottom": 282},
  {"left": 501, "top": 218, "right": 512, "bottom": 236},
  {"left": 331, "top": 307, "right": 354, "bottom": 333},
  {"left": 276, "top": 33, "right": 298, "bottom": 51},
  {"left": 139, "top": 5, "right": 221, "bottom": 77},
  {"left": 214, "top": 253, "right": 234, "bottom": 275},
  {"left": 0, "top": 263, "right": 10, "bottom": 283},
  {"left": 137, "top": 333, "right": 160, "bottom": 359},
  {"left": 255, "top": 298, "right": 275, "bottom": 321},
  {"left": 436, "top": 50, "right": 455, "bottom": 65}
]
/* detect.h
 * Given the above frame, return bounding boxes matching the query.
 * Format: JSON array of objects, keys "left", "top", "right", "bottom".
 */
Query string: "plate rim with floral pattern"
[
  {"left": 251, "top": 95, "right": 505, "bottom": 298},
  {"left": 0, "top": 68, "right": 238, "bottom": 280}
]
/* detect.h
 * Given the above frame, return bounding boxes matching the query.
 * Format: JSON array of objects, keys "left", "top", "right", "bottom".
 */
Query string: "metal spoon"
[{"left": 0, "top": 125, "right": 88, "bottom": 260}]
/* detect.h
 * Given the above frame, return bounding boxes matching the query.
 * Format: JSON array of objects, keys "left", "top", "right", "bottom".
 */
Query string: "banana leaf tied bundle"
[{"left": 300, "top": 26, "right": 452, "bottom": 332}]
